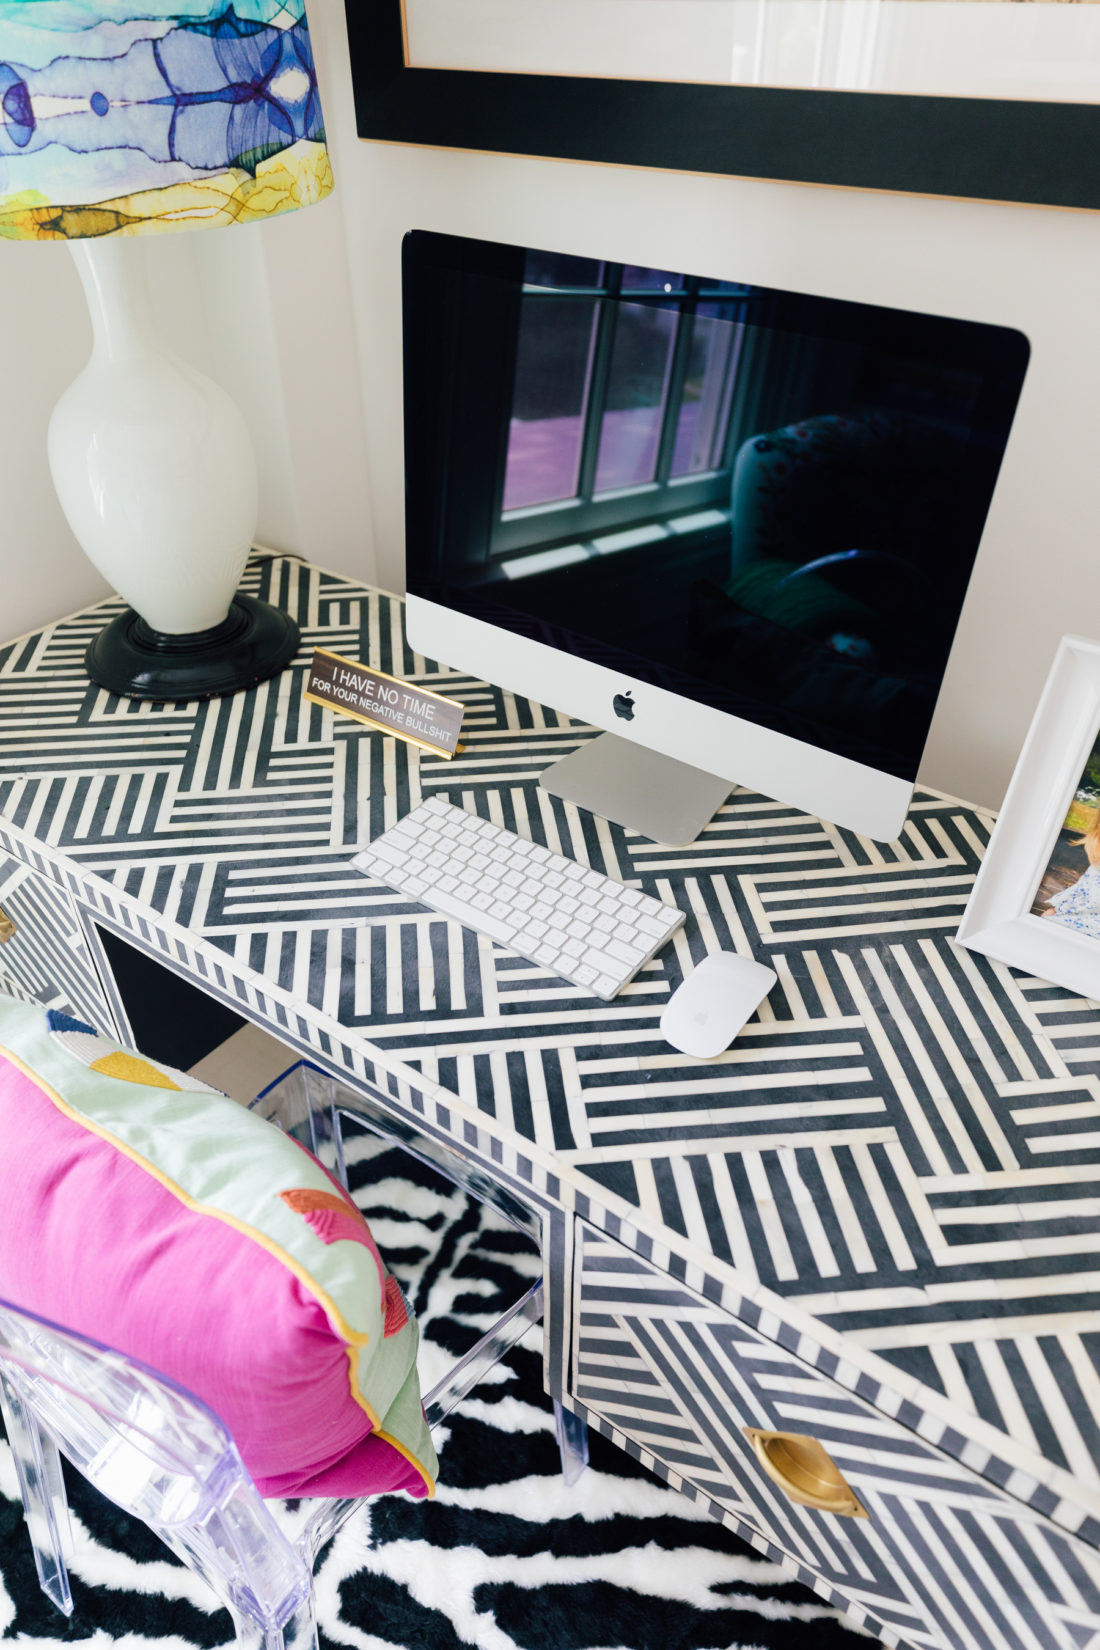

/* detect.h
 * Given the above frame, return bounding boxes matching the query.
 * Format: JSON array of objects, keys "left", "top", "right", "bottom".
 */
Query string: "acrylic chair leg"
[
  {"left": 302, "top": 1072, "right": 346, "bottom": 1187},
  {"left": 228, "top": 1597, "right": 319, "bottom": 1650},
  {"left": 270, "top": 1600, "right": 319, "bottom": 1650},
  {"left": 0, "top": 1371, "right": 74, "bottom": 1616},
  {"left": 422, "top": 1279, "right": 544, "bottom": 1427},
  {"left": 553, "top": 1400, "right": 589, "bottom": 1487},
  {"left": 298, "top": 1496, "right": 362, "bottom": 1567}
]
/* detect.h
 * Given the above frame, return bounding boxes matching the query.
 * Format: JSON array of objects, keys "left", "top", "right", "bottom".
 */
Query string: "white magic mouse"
[{"left": 660, "top": 952, "right": 777, "bottom": 1058}]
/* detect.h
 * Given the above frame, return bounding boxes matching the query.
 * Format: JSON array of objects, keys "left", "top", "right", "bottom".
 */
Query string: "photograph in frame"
[
  {"left": 1030, "top": 734, "right": 1100, "bottom": 935},
  {"left": 958, "top": 635, "right": 1100, "bottom": 1003}
]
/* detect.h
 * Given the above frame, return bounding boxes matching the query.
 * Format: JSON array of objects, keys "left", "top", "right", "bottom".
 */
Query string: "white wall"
[
  {"left": 0, "top": 242, "right": 107, "bottom": 641},
  {"left": 0, "top": 0, "right": 375, "bottom": 643},
  {"left": 0, "top": 202, "right": 373, "bottom": 640},
  {"left": 3, "top": 0, "right": 1099, "bottom": 817}
]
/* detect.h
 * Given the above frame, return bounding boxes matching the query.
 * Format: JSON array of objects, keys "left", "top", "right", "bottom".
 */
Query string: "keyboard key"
[
  {"left": 637, "top": 913, "right": 669, "bottom": 938},
  {"left": 586, "top": 946, "right": 638, "bottom": 976},
  {"left": 369, "top": 838, "right": 407, "bottom": 867},
  {"left": 433, "top": 891, "right": 513, "bottom": 943}
]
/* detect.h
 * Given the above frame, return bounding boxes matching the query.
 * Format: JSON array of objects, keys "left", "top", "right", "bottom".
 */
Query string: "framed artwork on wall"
[
  {"left": 345, "top": 0, "right": 1100, "bottom": 211},
  {"left": 959, "top": 636, "right": 1100, "bottom": 1003}
]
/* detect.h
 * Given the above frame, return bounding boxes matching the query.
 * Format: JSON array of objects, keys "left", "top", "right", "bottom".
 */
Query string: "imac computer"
[{"left": 402, "top": 230, "right": 1029, "bottom": 845}]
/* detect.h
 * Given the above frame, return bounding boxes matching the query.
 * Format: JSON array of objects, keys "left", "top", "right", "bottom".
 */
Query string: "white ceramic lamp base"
[{"left": 48, "top": 239, "right": 299, "bottom": 700}]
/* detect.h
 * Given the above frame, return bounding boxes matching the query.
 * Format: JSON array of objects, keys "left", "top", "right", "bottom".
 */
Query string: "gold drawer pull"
[
  {"left": 744, "top": 1428, "right": 867, "bottom": 1518},
  {"left": 0, "top": 908, "right": 14, "bottom": 944}
]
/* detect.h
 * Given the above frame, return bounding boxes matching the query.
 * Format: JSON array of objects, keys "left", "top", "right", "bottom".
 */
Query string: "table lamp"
[{"left": 0, "top": 1, "right": 334, "bottom": 700}]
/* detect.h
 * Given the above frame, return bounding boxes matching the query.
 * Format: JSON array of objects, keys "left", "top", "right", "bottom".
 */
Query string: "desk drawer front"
[
  {"left": 0, "top": 857, "right": 115, "bottom": 1034},
  {"left": 574, "top": 1221, "right": 1100, "bottom": 1650}
]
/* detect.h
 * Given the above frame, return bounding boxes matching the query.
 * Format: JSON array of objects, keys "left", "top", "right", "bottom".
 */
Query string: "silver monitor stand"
[{"left": 539, "top": 732, "right": 732, "bottom": 847}]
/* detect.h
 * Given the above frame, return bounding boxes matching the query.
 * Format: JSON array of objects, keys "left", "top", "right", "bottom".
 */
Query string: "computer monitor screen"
[{"left": 402, "top": 230, "right": 1029, "bottom": 842}]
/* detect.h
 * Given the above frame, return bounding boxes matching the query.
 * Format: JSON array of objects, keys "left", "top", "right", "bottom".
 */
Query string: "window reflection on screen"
[{"left": 405, "top": 236, "right": 1029, "bottom": 785}]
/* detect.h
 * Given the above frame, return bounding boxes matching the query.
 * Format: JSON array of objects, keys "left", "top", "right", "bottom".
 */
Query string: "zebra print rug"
[{"left": 0, "top": 1124, "right": 869, "bottom": 1650}]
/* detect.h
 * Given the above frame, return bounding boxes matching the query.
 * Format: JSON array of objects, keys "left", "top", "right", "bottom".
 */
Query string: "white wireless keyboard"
[{"left": 352, "top": 797, "right": 684, "bottom": 1001}]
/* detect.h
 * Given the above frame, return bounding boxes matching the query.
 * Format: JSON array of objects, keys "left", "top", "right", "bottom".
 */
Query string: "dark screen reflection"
[{"left": 403, "top": 234, "right": 1029, "bottom": 782}]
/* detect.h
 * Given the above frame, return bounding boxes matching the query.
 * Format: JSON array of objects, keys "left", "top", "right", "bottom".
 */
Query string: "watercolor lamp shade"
[{"left": 0, "top": 2, "right": 333, "bottom": 699}]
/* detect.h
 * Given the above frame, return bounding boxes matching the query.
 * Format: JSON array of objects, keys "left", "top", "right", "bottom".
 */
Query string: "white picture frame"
[{"left": 958, "top": 635, "right": 1100, "bottom": 1001}]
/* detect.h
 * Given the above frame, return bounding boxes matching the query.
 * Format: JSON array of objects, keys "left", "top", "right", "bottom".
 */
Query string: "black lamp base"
[{"left": 85, "top": 594, "right": 301, "bottom": 701}]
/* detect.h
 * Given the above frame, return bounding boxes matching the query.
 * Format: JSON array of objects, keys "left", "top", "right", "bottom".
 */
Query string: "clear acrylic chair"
[
  {"left": 0, "top": 1295, "right": 319, "bottom": 1650},
  {"left": 250, "top": 1060, "right": 589, "bottom": 1481},
  {"left": 1, "top": 1061, "right": 586, "bottom": 1650}
]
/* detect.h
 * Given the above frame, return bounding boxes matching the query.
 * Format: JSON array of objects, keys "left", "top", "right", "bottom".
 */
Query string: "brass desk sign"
[{"left": 304, "top": 649, "right": 464, "bottom": 759}]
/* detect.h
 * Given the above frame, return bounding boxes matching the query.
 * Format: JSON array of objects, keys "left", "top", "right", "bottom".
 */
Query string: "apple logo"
[{"left": 613, "top": 690, "right": 635, "bottom": 722}]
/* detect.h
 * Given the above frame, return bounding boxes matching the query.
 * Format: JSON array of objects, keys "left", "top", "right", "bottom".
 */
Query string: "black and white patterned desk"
[{"left": 4, "top": 557, "right": 1100, "bottom": 1650}]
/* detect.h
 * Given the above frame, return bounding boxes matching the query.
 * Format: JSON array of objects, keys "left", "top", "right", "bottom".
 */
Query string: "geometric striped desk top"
[{"left": 4, "top": 556, "right": 1100, "bottom": 1538}]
